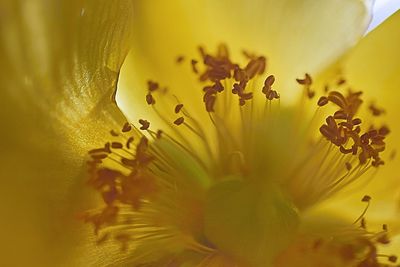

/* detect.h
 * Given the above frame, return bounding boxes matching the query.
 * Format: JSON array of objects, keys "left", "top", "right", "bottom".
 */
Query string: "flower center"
[{"left": 83, "top": 44, "right": 394, "bottom": 266}]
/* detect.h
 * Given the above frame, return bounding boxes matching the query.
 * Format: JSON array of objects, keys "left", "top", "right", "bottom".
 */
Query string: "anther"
[
  {"left": 191, "top": 59, "right": 199, "bottom": 74},
  {"left": 89, "top": 143, "right": 112, "bottom": 155},
  {"left": 317, "top": 96, "right": 328, "bottom": 107},
  {"left": 378, "top": 126, "right": 390, "bottom": 136},
  {"left": 345, "top": 162, "right": 352, "bottom": 171},
  {"left": 336, "top": 78, "right": 346, "bottom": 86},
  {"left": 138, "top": 119, "right": 150, "bottom": 130},
  {"left": 352, "top": 118, "right": 362, "bottom": 125},
  {"left": 377, "top": 254, "right": 398, "bottom": 263},
  {"left": 126, "top": 137, "right": 134, "bottom": 149},
  {"left": 262, "top": 75, "right": 280, "bottom": 100},
  {"left": 338, "top": 121, "right": 353, "bottom": 129},
  {"left": 110, "top": 130, "right": 119, "bottom": 137},
  {"left": 307, "top": 89, "right": 315, "bottom": 99},
  {"left": 176, "top": 55, "right": 185, "bottom": 64},
  {"left": 156, "top": 130, "right": 163, "bottom": 139},
  {"left": 388, "top": 255, "right": 398, "bottom": 263},
  {"left": 111, "top": 142, "right": 123, "bottom": 149},
  {"left": 327, "top": 91, "right": 347, "bottom": 109},
  {"left": 174, "top": 104, "right": 184, "bottom": 114},
  {"left": 369, "top": 103, "right": 385, "bottom": 116},
  {"left": 244, "top": 57, "right": 266, "bottom": 78},
  {"left": 264, "top": 75, "right": 275, "bottom": 86},
  {"left": 122, "top": 122, "right": 132, "bottom": 133},
  {"left": 174, "top": 117, "right": 185, "bottom": 126},
  {"left": 320, "top": 125, "right": 336, "bottom": 140},
  {"left": 353, "top": 195, "right": 371, "bottom": 225},
  {"left": 234, "top": 67, "right": 248, "bottom": 82},
  {"left": 333, "top": 110, "right": 348, "bottom": 120},
  {"left": 91, "top": 154, "right": 108, "bottom": 160},
  {"left": 362, "top": 195, "right": 371, "bottom": 202},
  {"left": 326, "top": 116, "right": 337, "bottom": 128},
  {"left": 147, "top": 80, "right": 159, "bottom": 92},
  {"left": 296, "top": 73, "right": 312, "bottom": 85},
  {"left": 146, "top": 93, "right": 155, "bottom": 105},
  {"left": 266, "top": 90, "right": 279, "bottom": 100},
  {"left": 213, "top": 81, "right": 224, "bottom": 92}
]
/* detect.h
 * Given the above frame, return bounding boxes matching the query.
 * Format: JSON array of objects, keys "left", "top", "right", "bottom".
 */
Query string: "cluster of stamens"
[
  {"left": 177, "top": 44, "right": 276, "bottom": 111},
  {"left": 83, "top": 44, "right": 395, "bottom": 266},
  {"left": 316, "top": 88, "right": 388, "bottom": 167},
  {"left": 83, "top": 123, "right": 158, "bottom": 244}
]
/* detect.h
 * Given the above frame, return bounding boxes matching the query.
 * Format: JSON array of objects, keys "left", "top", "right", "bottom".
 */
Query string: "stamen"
[{"left": 353, "top": 195, "right": 371, "bottom": 225}]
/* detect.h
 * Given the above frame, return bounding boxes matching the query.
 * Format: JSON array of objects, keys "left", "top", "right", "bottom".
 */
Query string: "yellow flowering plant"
[{"left": 1, "top": 1, "right": 399, "bottom": 266}]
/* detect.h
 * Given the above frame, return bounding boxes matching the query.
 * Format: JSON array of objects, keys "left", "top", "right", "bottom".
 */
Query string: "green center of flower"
[
  {"left": 204, "top": 178, "right": 299, "bottom": 266},
  {"left": 82, "top": 44, "right": 396, "bottom": 267}
]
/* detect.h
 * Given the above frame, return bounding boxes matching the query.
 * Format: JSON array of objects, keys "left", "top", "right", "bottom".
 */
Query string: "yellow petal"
[
  {"left": 0, "top": 1, "right": 133, "bottom": 266},
  {"left": 118, "top": 0, "right": 372, "bottom": 122},
  {"left": 313, "top": 11, "right": 400, "bottom": 234}
]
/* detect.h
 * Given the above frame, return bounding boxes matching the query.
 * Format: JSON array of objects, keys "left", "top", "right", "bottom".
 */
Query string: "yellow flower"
[{"left": 1, "top": 0, "right": 400, "bottom": 266}]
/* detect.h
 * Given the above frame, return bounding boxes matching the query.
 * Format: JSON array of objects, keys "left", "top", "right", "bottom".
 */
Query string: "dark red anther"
[
  {"left": 147, "top": 80, "right": 159, "bottom": 92},
  {"left": 122, "top": 122, "right": 132, "bottom": 133},
  {"left": 174, "top": 104, "right": 184, "bottom": 113},
  {"left": 146, "top": 93, "right": 155, "bottom": 105},
  {"left": 173, "top": 117, "right": 185, "bottom": 126},
  {"left": 317, "top": 96, "right": 328, "bottom": 107},
  {"left": 138, "top": 119, "right": 150, "bottom": 130}
]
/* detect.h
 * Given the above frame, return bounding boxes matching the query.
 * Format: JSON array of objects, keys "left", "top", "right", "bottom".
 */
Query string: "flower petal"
[
  {"left": 0, "top": 1, "right": 133, "bottom": 265},
  {"left": 118, "top": 0, "right": 372, "bottom": 121}
]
